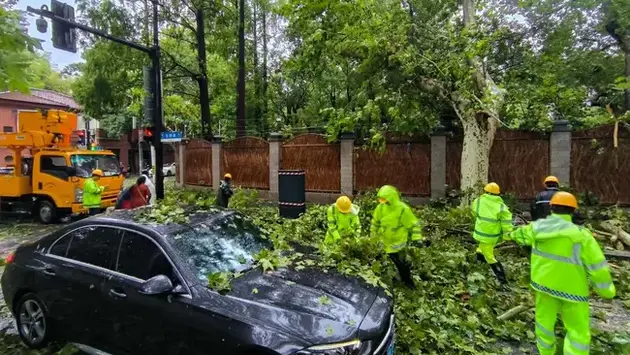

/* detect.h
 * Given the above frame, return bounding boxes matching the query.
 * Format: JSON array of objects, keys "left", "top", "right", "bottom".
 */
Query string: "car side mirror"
[{"left": 139, "top": 275, "right": 173, "bottom": 295}]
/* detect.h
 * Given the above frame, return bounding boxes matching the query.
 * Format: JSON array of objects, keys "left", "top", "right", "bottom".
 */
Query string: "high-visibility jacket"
[
  {"left": 370, "top": 185, "right": 423, "bottom": 254},
  {"left": 83, "top": 178, "right": 105, "bottom": 208},
  {"left": 471, "top": 194, "right": 513, "bottom": 244},
  {"left": 510, "top": 214, "right": 616, "bottom": 303},
  {"left": 325, "top": 204, "right": 361, "bottom": 244},
  {"left": 531, "top": 187, "right": 558, "bottom": 221}
]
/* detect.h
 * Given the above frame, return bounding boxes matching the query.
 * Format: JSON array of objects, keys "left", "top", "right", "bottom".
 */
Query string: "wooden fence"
[
  {"left": 181, "top": 124, "right": 630, "bottom": 204},
  {"left": 281, "top": 134, "right": 341, "bottom": 192},
  {"left": 185, "top": 139, "right": 212, "bottom": 186},
  {"left": 571, "top": 125, "right": 630, "bottom": 204},
  {"left": 446, "top": 130, "right": 549, "bottom": 199},
  {"left": 222, "top": 137, "right": 269, "bottom": 189},
  {"left": 354, "top": 142, "right": 431, "bottom": 196}
]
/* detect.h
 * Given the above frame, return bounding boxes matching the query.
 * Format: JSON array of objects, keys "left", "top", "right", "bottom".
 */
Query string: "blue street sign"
[{"left": 160, "top": 131, "right": 183, "bottom": 142}]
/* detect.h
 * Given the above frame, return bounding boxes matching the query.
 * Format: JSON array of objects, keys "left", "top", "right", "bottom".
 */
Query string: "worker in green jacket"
[
  {"left": 325, "top": 196, "right": 361, "bottom": 244},
  {"left": 472, "top": 182, "right": 513, "bottom": 284},
  {"left": 370, "top": 185, "right": 425, "bottom": 288},
  {"left": 508, "top": 192, "right": 615, "bottom": 355},
  {"left": 83, "top": 169, "right": 105, "bottom": 216}
]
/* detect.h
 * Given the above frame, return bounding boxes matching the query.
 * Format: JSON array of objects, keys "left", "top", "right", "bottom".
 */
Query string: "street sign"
[{"left": 161, "top": 131, "right": 183, "bottom": 142}]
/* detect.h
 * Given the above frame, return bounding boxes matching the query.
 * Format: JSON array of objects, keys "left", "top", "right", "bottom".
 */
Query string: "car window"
[
  {"left": 49, "top": 233, "right": 72, "bottom": 257},
  {"left": 117, "top": 231, "right": 175, "bottom": 281},
  {"left": 40, "top": 155, "right": 70, "bottom": 180},
  {"left": 166, "top": 213, "right": 272, "bottom": 282},
  {"left": 62, "top": 227, "right": 122, "bottom": 270}
]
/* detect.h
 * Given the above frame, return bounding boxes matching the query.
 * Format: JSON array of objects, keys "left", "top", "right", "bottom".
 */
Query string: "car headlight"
[
  {"left": 74, "top": 188, "right": 83, "bottom": 203},
  {"left": 296, "top": 339, "right": 373, "bottom": 355}
]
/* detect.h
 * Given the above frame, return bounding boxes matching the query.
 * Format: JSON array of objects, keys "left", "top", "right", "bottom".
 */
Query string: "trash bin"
[{"left": 279, "top": 170, "right": 305, "bottom": 219}]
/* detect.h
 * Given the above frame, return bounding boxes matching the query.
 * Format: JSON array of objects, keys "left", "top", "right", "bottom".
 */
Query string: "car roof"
[{"left": 89, "top": 206, "right": 235, "bottom": 236}]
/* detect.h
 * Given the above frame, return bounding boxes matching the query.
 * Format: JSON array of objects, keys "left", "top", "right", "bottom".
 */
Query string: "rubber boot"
[{"left": 490, "top": 262, "right": 508, "bottom": 285}]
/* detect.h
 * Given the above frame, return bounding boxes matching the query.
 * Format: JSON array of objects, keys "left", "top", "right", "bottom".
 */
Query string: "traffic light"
[
  {"left": 143, "top": 66, "right": 155, "bottom": 123},
  {"left": 51, "top": 0, "right": 77, "bottom": 53},
  {"left": 143, "top": 127, "right": 155, "bottom": 145}
]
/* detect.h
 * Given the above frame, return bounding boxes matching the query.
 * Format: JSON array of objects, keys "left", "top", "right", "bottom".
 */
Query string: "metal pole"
[{"left": 152, "top": 0, "right": 164, "bottom": 199}]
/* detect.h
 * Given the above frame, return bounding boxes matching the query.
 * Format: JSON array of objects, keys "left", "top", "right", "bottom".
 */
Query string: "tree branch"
[{"left": 162, "top": 49, "right": 199, "bottom": 78}]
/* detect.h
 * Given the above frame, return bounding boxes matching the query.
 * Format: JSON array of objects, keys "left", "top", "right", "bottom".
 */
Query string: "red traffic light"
[{"left": 143, "top": 127, "right": 154, "bottom": 137}]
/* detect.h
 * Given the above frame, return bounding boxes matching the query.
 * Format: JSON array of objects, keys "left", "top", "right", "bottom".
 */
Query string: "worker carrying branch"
[
  {"left": 371, "top": 185, "right": 427, "bottom": 289},
  {"left": 325, "top": 196, "right": 361, "bottom": 244},
  {"left": 471, "top": 182, "right": 513, "bottom": 285},
  {"left": 531, "top": 176, "right": 560, "bottom": 221},
  {"left": 508, "top": 192, "right": 615, "bottom": 355}
]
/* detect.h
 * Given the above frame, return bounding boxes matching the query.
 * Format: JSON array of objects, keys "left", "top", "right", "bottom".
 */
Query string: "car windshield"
[
  {"left": 167, "top": 213, "right": 272, "bottom": 282},
  {"left": 71, "top": 154, "right": 120, "bottom": 178}
]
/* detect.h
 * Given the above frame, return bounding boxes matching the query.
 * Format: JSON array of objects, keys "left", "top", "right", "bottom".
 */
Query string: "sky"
[{"left": 18, "top": 0, "right": 83, "bottom": 70}]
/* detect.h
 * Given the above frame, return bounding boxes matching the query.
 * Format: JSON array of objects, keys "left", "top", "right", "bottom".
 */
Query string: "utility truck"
[{"left": 0, "top": 110, "right": 124, "bottom": 223}]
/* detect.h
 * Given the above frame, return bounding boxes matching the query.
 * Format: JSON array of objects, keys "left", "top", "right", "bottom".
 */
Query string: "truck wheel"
[{"left": 37, "top": 200, "right": 57, "bottom": 224}]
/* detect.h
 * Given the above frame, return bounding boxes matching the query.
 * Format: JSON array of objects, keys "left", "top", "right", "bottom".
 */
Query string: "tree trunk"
[
  {"left": 253, "top": 1, "right": 262, "bottom": 135},
  {"left": 457, "top": 0, "right": 503, "bottom": 205},
  {"left": 196, "top": 8, "right": 212, "bottom": 140},
  {"left": 261, "top": 3, "right": 268, "bottom": 122},
  {"left": 236, "top": 0, "right": 247, "bottom": 137},
  {"left": 460, "top": 112, "right": 498, "bottom": 200},
  {"left": 625, "top": 49, "right": 630, "bottom": 111}
]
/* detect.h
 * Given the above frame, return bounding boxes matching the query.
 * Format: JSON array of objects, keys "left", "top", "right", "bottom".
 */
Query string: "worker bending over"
[
  {"left": 509, "top": 192, "right": 615, "bottom": 355},
  {"left": 472, "top": 182, "right": 513, "bottom": 284},
  {"left": 531, "top": 176, "right": 559, "bottom": 221},
  {"left": 371, "top": 185, "right": 426, "bottom": 289},
  {"left": 325, "top": 196, "right": 361, "bottom": 244}
]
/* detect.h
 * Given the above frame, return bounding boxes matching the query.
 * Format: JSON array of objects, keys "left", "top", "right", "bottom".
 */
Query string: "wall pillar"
[
  {"left": 268, "top": 133, "right": 282, "bottom": 199},
  {"left": 340, "top": 133, "right": 354, "bottom": 196},
  {"left": 550, "top": 120, "right": 571, "bottom": 186},
  {"left": 212, "top": 136, "right": 223, "bottom": 190},
  {"left": 430, "top": 127, "right": 447, "bottom": 199},
  {"left": 177, "top": 141, "right": 186, "bottom": 187}
]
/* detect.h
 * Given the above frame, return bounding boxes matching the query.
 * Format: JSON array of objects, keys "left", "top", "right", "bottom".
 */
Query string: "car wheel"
[
  {"left": 37, "top": 200, "right": 57, "bottom": 224},
  {"left": 16, "top": 294, "right": 51, "bottom": 349}
]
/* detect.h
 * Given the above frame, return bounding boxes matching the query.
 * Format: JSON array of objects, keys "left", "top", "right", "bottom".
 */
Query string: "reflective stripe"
[
  {"left": 532, "top": 243, "right": 582, "bottom": 266},
  {"left": 568, "top": 338, "right": 589, "bottom": 351},
  {"left": 536, "top": 200, "right": 551, "bottom": 204},
  {"left": 531, "top": 281, "right": 589, "bottom": 302},
  {"left": 594, "top": 282, "right": 612, "bottom": 289},
  {"left": 535, "top": 322, "right": 554, "bottom": 337},
  {"left": 474, "top": 230, "right": 501, "bottom": 238},
  {"left": 533, "top": 220, "right": 573, "bottom": 234},
  {"left": 478, "top": 215, "right": 500, "bottom": 223},
  {"left": 388, "top": 242, "right": 406, "bottom": 251},
  {"left": 586, "top": 260, "right": 608, "bottom": 271},
  {"left": 537, "top": 337, "right": 554, "bottom": 349}
]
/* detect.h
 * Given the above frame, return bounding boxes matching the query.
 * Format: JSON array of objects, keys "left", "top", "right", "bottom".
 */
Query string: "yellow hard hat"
[
  {"left": 92, "top": 169, "right": 104, "bottom": 177},
  {"left": 550, "top": 191, "right": 578, "bottom": 209},
  {"left": 544, "top": 175, "right": 559, "bottom": 185},
  {"left": 224, "top": 173, "right": 232, "bottom": 179},
  {"left": 484, "top": 182, "right": 500, "bottom": 195},
  {"left": 335, "top": 196, "right": 352, "bottom": 213}
]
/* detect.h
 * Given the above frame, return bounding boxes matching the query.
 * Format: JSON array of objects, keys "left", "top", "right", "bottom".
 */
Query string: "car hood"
[{"left": 219, "top": 267, "right": 382, "bottom": 345}]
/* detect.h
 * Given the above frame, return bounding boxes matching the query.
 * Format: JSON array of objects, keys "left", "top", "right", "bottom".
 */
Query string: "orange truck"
[{"left": 0, "top": 110, "right": 124, "bottom": 223}]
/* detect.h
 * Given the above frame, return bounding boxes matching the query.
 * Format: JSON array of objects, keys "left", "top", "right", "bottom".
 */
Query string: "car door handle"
[
  {"left": 43, "top": 268, "right": 56, "bottom": 276},
  {"left": 108, "top": 288, "right": 127, "bottom": 299}
]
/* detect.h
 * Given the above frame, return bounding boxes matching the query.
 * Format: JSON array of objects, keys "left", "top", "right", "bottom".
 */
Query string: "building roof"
[{"left": 0, "top": 89, "right": 81, "bottom": 112}]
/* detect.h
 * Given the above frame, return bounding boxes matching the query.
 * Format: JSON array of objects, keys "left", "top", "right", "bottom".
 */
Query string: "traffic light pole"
[
  {"left": 27, "top": 3, "right": 165, "bottom": 199},
  {"left": 151, "top": 0, "right": 164, "bottom": 199}
]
